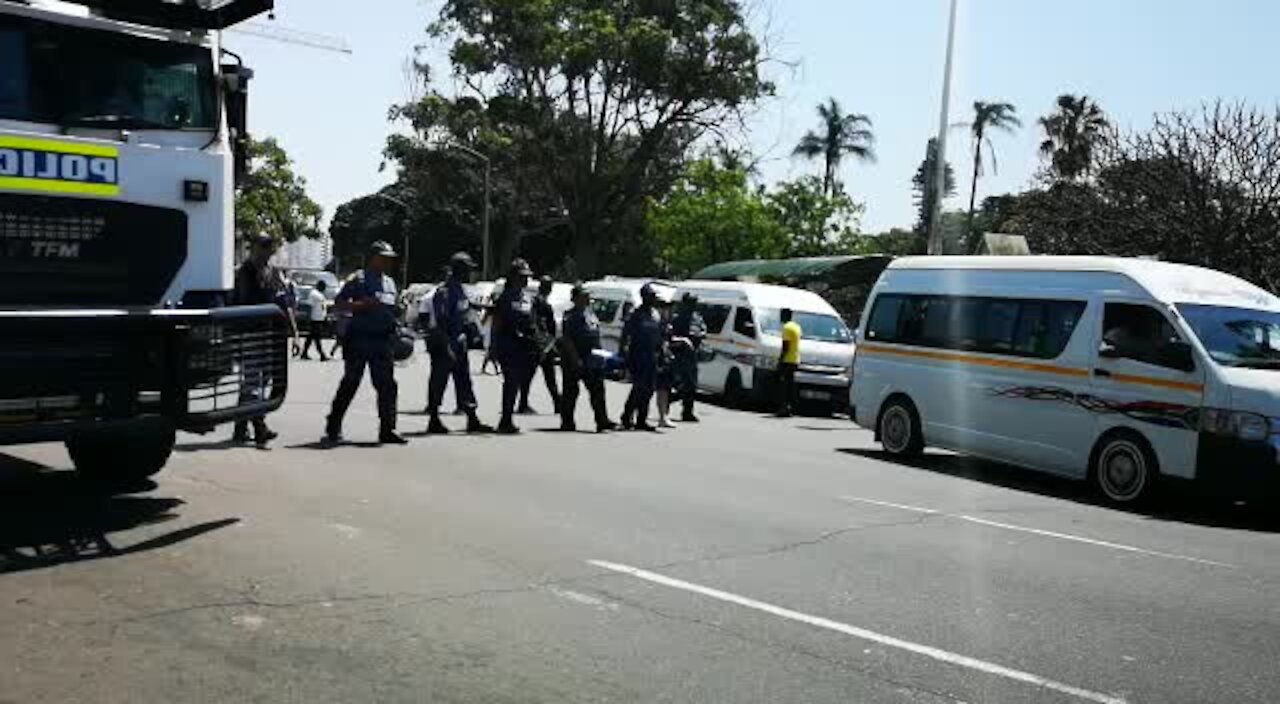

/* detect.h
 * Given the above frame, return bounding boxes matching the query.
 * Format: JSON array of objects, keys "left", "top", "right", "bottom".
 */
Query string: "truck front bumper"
[{"left": 0, "top": 305, "right": 289, "bottom": 445}]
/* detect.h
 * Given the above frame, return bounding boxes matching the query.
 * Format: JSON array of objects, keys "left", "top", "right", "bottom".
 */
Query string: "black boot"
[
  {"left": 426, "top": 414, "right": 450, "bottom": 435},
  {"left": 380, "top": 428, "right": 408, "bottom": 445},
  {"left": 496, "top": 416, "right": 520, "bottom": 435},
  {"left": 466, "top": 414, "right": 494, "bottom": 434}
]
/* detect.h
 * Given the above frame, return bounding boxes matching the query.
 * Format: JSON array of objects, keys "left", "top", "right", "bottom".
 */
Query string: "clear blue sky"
[{"left": 228, "top": 0, "right": 1280, "bottom": 235}]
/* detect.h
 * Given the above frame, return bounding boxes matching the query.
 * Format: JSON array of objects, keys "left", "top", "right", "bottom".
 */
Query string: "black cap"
[
  {"left": 570, "top": 283, "right": 589, "bottom": 299},
  {"left": 252, "top": 234, "right": 275, "bottom": 249},
  {"left": 509, "top": 258, "right": 533, "bottom": 277},
  {"left": 449, "top": 251, "right": 476, "bottom": 270},
  {"left": 681, "top": 292, "right": 698, "bottom": 304},
  {"left": 640, "top": 283, "right": 657, "bottom": 301},
  {"left": 369, "top": 240, "right": 398, "bottom": 257}
]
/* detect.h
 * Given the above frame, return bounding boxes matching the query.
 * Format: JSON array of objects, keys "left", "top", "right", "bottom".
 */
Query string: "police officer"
[
  {"left": 491, "top": 259, "right": 538, "bottom": 434},
  {"left": 425, "top": 252, "right": 492, "bottom": 434},
  {"left": 231, "top": 234, "right": 298, "bottom": 448},
  {"left": 620, "top": 283, "right": 663, "bottom": 432},
  {"left": 670, "top": 292, "right": 708, "bottom": 422},
  {"left": 323, "top": 241, "right": 407, "bottom": 445},
  {"left": 519, "top": 275, "right": 561, "bottom": 414},
  {"left": 558, "top": 285, "right": 617, "bottom": 433}
]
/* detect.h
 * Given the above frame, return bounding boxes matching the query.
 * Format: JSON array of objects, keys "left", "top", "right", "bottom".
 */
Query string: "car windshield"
[
  {"left": 1177, "top": 303, "right": 1280, "bottom": 369},
  {"left": 758, "top": 308, "right": 852, "bottom": 344},
  {"left": 0, "top": 14, "right": 215, "bottom": 129}
]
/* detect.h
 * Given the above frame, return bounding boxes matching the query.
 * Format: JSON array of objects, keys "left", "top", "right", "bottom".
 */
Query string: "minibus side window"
[
  {"left": 698, "top": 304, "right": 732, "bottom": 334},
  {"left": 733, "top": 307, "right": 757, "bottom": 338},
  {"left": 865, "top": 295, "right": 906, "bottom": 341},
  {"left": 591, "top": 298, "right": 620, "bottom": 323}
]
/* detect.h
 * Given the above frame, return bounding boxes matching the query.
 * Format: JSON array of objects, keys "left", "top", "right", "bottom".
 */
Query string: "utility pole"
[{"left": 928, "top": 0, "right": 959, "bottom": 255}]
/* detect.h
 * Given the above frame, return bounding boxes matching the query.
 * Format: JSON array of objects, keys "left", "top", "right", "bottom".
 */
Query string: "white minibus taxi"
[
  {"left": 583, "top": 279, "right": 674, "bottom": 353},
  {"left": 851, "top": 256, "right": 1280, "bottom": 504},
  {"left": 677, "top": 281, "right": 855, "bottom": 413}
]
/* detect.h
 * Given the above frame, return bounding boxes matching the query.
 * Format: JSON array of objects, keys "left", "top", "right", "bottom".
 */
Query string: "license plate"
[{"left": 799, "top": 389, "right": 831, "bottom": 401}]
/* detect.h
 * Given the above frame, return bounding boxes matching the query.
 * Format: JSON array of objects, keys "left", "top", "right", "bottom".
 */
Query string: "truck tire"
[{"left": 67, "top": 422, "right": 176, "bottom": 488}]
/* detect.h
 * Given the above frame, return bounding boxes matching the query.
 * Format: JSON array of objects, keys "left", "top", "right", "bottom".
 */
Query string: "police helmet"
[
  {"left": 449, "top": 251, "right": 476, "bottom": 272},
  {"left": 509, "top": 258, "right": 534, "bottom": 278},
  {"left": 369, "top": 240, "right": 399, "bottom": 258}
]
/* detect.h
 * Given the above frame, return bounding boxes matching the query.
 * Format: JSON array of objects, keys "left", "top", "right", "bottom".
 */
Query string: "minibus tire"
[
  {"left": 1089, "top": 430, "right": 1159, "bottom": 505},
  {"left": 724, "top": 370, "right": 747, "bottom": 410},
  {"left": 878, "top": 397, "right": 924, "bottom": 458}
]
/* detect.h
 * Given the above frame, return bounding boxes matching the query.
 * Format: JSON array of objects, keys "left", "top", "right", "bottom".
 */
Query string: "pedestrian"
[
  {"left": 230, "top": 234, "right": 296, "bottom": 448},
  {"left": 776, "top": 307, "right": 802, "bottom": 418},
  {"left": 491, "top": 259, "right": 539, "bottom": 434},
  {"left": 619, "top": 284, "right": 662, "bottom": 432},
  {"left": 670, "top": 292, "right": 707, "bottom": 422},
  {"left": 518, "top": 276, "right": 561, "bottom": 414},
  {"left": 323, "top": 241, "right": 407, "bottom": 445},
  {"left": 425, "top": 252, "right": 492, "bottom": 435},
  {"left": 479, "top": 293, "right": 500, "bottom": 376},
  {"left": 558, "top": 285, "right": 617, "bottom": 433},
  {"left": 655, "top": 293, "right": 677, "bottom": 429},
  {"left": 299, "top": 279, "right": 329, "bottom": 361}
]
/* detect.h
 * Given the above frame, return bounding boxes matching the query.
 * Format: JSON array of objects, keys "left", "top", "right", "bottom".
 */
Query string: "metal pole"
[
  {"left": 482, "top": 162, "right": 492, "bottom": 280},
  {"left": 928, "top": 0, "right": 959, "bottom": 255}
]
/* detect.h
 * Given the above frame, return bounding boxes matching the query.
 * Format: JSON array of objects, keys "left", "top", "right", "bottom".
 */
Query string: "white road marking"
[
  {"left": 837, "top": 495, "right": 1233, "bottom": 568},
  {"left": 956, "top": 515, "right": 1234, "bottom": 568},
  {"left": 837, "top": 495, "right": 941, "bottom": 515},
  {"left": 546, "top": 586, "right": 620, "bottom": 612},
  {"left": 590, "top": 560, "right": 1127, "bottom": 704}
]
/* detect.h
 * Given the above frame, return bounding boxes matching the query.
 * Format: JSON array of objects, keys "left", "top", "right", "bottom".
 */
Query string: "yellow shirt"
[{"left": 781, "top": 321, "right": 802, "bottom": 365}]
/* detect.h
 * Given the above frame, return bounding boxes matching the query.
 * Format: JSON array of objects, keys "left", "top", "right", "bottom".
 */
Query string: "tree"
[
  {"left": 766, "top": 176, "right": 864, "bottom": 257},
  {"left": 393, "top": 0, "right": 774, "bottom": 277},
  {"left": 646, "top": 160, "right": 787, "bottom": 277},
  {"left": 793, "top": 98, "right": 876, "bottom": 197},
  {"left": 960, "top": 101, "right": 1020, "bottom": 242},
  {"left": 1039, "top": 94, "right": 1109, "bottom": 182},
  {"left": 912, "top": 138, "right": 956, "bottom": 235},
  {"left": 234, "top": 136, "right": 323, "bottom": 245}
]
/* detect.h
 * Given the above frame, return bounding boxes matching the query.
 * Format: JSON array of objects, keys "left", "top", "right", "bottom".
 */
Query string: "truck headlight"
[
  {"left": 754, "top": 354, "right": 779, "bottom": 371},
  {"left": 1201, "top": 408, "right": 1270, "bottom": 442}
]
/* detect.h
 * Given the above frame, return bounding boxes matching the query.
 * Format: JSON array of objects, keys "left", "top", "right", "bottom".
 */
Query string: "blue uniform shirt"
[
  {"left": 493, "top": 286, "right": 535, "bottom": 357},
  {"left": 337, "top": 270, "right": 398, "bottom": 341},
  {"left": 432, "top": 280, "right": 471, "bottom": 347},
  {"left": 622, "top": 305, "right": 662, "bottom": 369},
  {"left": 563, "top": 307, "right": 603, "bottom": 361}
]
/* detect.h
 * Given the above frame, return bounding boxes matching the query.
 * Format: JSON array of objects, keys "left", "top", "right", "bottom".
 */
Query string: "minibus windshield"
[
  {"left": 1177, "top": 304, "right": 1280, "bottom": 370},
  {"left": 759, "top": 309, "right": 852, "bottom": 344}
]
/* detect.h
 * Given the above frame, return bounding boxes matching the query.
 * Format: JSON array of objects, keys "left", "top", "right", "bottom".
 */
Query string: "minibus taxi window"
[
  {"left": 733, "top": 307, "right": 757, "bottom": 338},
  {"left": 591, "top": 298, "right": 620, "bottom": 323},
  {"left": 698, "top": 304, "right": 731, "bottom": 334},
  {"left": 1177, "top": 304, "right": 1280, "bottom": 370},
  {"left": 1102, "top": 303, "right": 1184, "bottom": 368}
]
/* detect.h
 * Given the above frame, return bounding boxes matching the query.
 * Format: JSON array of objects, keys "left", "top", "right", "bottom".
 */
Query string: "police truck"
[{"left": 0, "top": 0, "right": 289, "bottom": 485}]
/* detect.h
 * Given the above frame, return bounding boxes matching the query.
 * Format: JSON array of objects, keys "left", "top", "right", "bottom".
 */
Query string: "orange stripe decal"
[
  {"left": 857, "top": 344, "right": 1089, "bottom": 378},
  {"left": 1110, "top": 374, "right": 1203, "bottom": 393}
]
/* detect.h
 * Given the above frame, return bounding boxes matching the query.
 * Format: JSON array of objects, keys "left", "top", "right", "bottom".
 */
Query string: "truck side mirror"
[{"left": 221, "top": 64, "right": 254, "bottom": 185}]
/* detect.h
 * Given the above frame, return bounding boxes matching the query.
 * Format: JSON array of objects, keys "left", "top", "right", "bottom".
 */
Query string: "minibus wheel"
[
  {"left": 1090, "top": 430, "right": 1158, "bottom": 505},
  {"left": 878, "top": 397, "right": 924, "bottom": 458}
]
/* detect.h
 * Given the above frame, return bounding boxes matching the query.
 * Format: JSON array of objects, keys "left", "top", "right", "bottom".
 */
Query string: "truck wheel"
[
  {"left": 67, "top": 423, "right": 176, "bottom": 488},
  {"left": 878, "top": 396, "right": 924, "bottom": 458}
]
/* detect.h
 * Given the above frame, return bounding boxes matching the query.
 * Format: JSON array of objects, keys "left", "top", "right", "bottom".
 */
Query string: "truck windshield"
[
  {"left": 1177, "top": 303, "right": 1280, "bottom": 370},
  {"left": 0, "top": 14, "right": 215, "bottom": 130},
  {"left": 758, "top": 309, "right": 853, "bottom": 344}
]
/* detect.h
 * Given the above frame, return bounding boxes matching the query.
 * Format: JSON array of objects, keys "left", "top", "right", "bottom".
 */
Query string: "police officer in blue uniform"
[
  {"left": 324, "top": 241, "right": 407, "bottom": 445},
  {"left": 491, "top": 259, "right": 538, "bottom": 434},
  {"left": 558, "top": 285, "right": 617, "bottom": 433},
  {"left": 620, "top": 283, "right": 663, "bottom": 432},
  {"left": 425, "top": 252, "right": 493, "bottom": 434},
  {"left": 670, "top": 292, "right": 708, "bottom": 422},
  {"left": 518, "top": 276, "right": 562, "bottom": 414}
]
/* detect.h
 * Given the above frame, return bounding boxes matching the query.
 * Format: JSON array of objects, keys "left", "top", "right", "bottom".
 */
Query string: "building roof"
[{"left": 47, "top": 0, "right": 273, "bottom": 29}]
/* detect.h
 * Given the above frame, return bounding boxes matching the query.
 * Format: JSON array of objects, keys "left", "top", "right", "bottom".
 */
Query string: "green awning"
[{"left": 693, "top": 255, "right": 892, "bottom": 289}]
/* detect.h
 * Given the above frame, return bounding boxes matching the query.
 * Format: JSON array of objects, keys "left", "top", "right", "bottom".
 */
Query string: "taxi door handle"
[{"left": 1093, "top": 368, "right": 1112, "bottom": 378}]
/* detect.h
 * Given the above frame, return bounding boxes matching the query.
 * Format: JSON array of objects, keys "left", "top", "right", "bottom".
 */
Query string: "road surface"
[{"left": 2, "top": 355, "right": 1278, "bottom": 703}]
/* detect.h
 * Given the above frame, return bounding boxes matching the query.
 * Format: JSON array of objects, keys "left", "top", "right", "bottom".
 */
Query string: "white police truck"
[{"left": 0, "top": 0, "right": 289, "bottom": 485}]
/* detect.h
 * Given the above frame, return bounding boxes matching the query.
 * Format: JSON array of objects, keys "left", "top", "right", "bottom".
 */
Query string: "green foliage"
[
  {"left": 391, "top": 0, "right": 775, "bottom": 276},
  {"left": 234, "top": 136, "right": 323, "bottom": 244},
  {"left": 1038, "top": 94, "right": 1110, "bottom": 182},
  {"left": 766, "top": 176, "right": 864, "bottom": 257},
  {"left": 912, "top": 137, "right": 956, "bottom": 234},
  {"left": 793, "top": 98, "right": 875, "bottom": 197},
  {"left": 647, "top": 160, "right": 787, "bottom": 277}
]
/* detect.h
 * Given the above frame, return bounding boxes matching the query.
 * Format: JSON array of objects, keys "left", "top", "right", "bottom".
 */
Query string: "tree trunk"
[
  {"left": 570, "top": 218, "right": 601, "bottom": 279},
  {"left": 966, "top": 139, "right": 983, "bottom": 254}
]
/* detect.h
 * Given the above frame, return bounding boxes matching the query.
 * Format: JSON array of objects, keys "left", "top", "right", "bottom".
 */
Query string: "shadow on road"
[
  {"left": 837, "top": 448, "right": 1280, "bottom": 533},
  {"left": 0, "top": 453, "right": 240, "bottom": 575}
]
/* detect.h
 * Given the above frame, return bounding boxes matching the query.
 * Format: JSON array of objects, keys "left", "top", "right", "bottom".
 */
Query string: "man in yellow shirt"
[{"left": 777, "top": 308, "right": 802, "bottom": 417}]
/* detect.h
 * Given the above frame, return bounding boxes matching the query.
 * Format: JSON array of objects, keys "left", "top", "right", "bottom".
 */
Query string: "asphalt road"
[{"left": 3, "top": 354, "right": 1279, "bottom": 704}]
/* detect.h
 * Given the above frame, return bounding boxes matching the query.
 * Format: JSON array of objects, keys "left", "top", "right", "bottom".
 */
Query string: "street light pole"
[
  {"left": 374, "top": 192, "right": 411, "bottom": 287},
  {"left": 928, "top": 0, "right": 959, "bottom": 256},
  {"left": 441, "top": 142, "right": 492, "bottom": 280}
]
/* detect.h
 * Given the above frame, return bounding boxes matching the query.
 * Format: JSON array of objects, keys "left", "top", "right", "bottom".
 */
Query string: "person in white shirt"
[{"left": 299, "top": 279, "right": 330, "bottom": 361}]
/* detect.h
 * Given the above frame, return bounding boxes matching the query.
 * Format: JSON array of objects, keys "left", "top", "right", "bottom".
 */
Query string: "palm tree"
[
  {"left": 960, "top": 101, "right": 1021, "bottom": 242},
  {"left": 1038, "top": 94, "right": 1109, "bottom": 182},
  {"left": 793, "top": 98, "right": 875, "bottom": 197}
]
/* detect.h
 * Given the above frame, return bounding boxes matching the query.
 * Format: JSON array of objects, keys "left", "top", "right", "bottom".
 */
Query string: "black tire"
[
  {"left": 877, "top": 396, "right": 924, "bottom": 458},
  {"left": 1089, "top": 430, "right": 1158, "bottom": 505},
  {"left": 67, "top": 423, "right": 175, "bottom": 487},
  {"left": 723, "top": 369, "right": 747, "bottom": 410}
]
